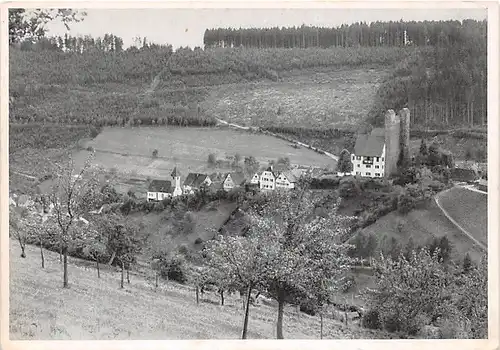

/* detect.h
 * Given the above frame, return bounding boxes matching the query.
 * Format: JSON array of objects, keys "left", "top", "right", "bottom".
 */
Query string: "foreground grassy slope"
[
  {"left": 437, "top": 187, "right": 487, "bottom": 247},
  {"left": 9, "top": 240, "right": 391, "bottom": 340},
  {"left": 359, "top": 199, "right": 485, "bottom": 263}
]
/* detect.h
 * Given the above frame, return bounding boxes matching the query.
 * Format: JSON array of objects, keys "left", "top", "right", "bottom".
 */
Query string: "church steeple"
[{"left": 171, "top": 167, "right": 182, "bottom": 197}]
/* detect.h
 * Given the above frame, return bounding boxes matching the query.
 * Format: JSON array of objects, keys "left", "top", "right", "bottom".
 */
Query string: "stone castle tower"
[{"left": 384, "top": 108, "right": 410, "bottom": 177}]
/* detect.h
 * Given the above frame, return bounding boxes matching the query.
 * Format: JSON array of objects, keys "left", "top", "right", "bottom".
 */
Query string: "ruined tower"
[
  {"left": 399, "top": 108, "right": 411, "bottom": 169},
  {"left": 384, "top": 109, "right": 401, "bottom": 177},
  {"left": 384, "top": 108, "right": 411, "bottom": 177}
]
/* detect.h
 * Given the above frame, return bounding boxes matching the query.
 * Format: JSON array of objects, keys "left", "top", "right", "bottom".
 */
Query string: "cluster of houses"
[{"left": 146, "top": 166, "right": 305, "bottom": 201}]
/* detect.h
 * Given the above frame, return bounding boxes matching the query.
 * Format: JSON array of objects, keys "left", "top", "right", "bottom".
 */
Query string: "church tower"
[{"left": 171, "top": 167, "right": 182, "bottom": 197}]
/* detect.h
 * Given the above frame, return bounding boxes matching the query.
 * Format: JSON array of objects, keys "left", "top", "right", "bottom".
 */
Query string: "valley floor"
[{"left": 9, "top": 240, "right": 390, "bottom": 340}]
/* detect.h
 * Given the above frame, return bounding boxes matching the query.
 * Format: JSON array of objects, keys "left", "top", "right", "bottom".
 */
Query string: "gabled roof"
[
  {"left": 184, "top": 173, "right": 208, "bottom": 187},
  {"left": 225, "top": 172, "right": 246, "bottom": 185},
  {"left": 171, "top": 167, "right": 180, "bottom": 178},
  {"left": 148, "top": 180, "right": 172, "bottom": 192},
  {"left": 353, "top": 133, "right": 385, "bottom": 157},
  {"left": 279, "top": 170, "right": 298, "bottom": 183},
  {"left": 262, "top": 167, "right": 278, "bottom": 178}
]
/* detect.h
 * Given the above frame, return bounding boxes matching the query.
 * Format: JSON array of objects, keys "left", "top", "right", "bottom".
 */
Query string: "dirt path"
[
  {"left": 434, "top": 187, "right": 487, "bottom": 251},
  {"left": 215, "top": 118, "right": 339, "bottom": 162}
]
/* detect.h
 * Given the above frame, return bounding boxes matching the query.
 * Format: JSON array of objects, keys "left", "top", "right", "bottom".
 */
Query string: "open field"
[
  {"left": 436, "top": 187, "right": 487, "bottom": 247},
  {"left": 75, "top": 126, "right": 336, "bottom": 181},
  {"left": 9, "top": 240, "right": 391, "bottom": 340},
  {"left": 203, "top": 67, "right": 390, "bottom": 129},
  {"left": 359, "top": 200, "right": 485, "bottom": 263}
]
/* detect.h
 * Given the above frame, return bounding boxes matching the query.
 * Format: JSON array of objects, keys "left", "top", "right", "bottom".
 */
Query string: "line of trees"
[{"left": 204, "top": 20, "right": 486, "bottom": 49}]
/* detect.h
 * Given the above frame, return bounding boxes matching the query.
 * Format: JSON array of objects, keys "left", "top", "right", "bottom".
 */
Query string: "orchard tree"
[
  {"left": 204, "top": 232, "right": 268, "bottom": 339},
  {"left": 9, "top": 205, "right": 29, "bottom": 258},
  {"left": 243, "top": 156, "right": 260, "bottom": 177},
  {"left": 247, "top": 178, "right": 356, "bottom": 339},
  {"left": 9, "top": 9, "right": 86, "bottom": 44},
  {"left": 337, "top": 149, "right": 353, "bottom": 175},
  {"left": 102, "top": 213, "right": 143, "bottom": 288},
  {"left": 455, "top": 255, "right": 487, "bottom": 338},
  {"left": 367, "top": 248, "right": 455, "bottom": 335},
  {"left": 48, "top": 152, "right": 102, "bottom": 288},
  {"left": 82, "top": 224, "right": 108, "bottom": 278}
]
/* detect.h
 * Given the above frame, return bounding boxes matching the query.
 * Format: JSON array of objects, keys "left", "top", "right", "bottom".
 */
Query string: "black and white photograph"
[{"left": 1, "top": 1, "right": 498, "bottom": 346}]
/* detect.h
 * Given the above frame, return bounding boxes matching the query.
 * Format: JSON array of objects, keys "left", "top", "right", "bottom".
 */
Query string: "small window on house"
[
  {"left": 382, "top": 157, "right": 384, "bottom": 161},
  {"left": 375, "top": 165, "right": 380, "bottom": 169},
  {"left": 356, "top": 156, "right": 361, "bottom": 160},
  {"left": 357, "top": 164, "right": 360, "bottom": 168},
  {"left": 375, "top": 173, "right": 380, "bottom": 177},
  {"left": 352, "top": 155, "right": 355, "bottom": 160},
  {"left": 366, "top": 165, "right": 371, "bottom": 168},
  {"left": 356, "top": 171, "right": 361, "bottom": 175},
  {"left": 366, "top": 172, "right": 371, "bottom": 176}
]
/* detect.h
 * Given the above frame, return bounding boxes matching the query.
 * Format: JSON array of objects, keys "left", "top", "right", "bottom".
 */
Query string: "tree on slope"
[
  {"left": 367, "top": 248, "right": 455, "bottom": 335},
  {"left": 337, "top": 149, "right": 353, "bottom": 175},
  {"left": 204, "top": 232, "right": 268, "bottom": 339},
  {"left": 48, "top": 152, "right": 102, "bottom": 288},
  {"left": 247, "top": 178, "right": 356, "bottom": 339},
  {"left": 9, "top": 205, "right": 29, "bottom": 258},
  {"left": 9, "top": 9, "right": 86, "bottom": 44}
]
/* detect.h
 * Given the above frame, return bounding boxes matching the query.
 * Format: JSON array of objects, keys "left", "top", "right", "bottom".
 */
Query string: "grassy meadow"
[
  {"left": 436, "top": 187, "right": 488, "bottom": 247},
  {"left": 74, "top": 126, "right": 336, "bottom": 182},
  {"left": 9, "top": 240, "right": 391, "bottom": 340}
]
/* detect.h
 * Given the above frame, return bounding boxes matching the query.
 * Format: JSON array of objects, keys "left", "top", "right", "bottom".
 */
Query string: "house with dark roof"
[
  {"left": 275, "top": 170, "right": 299, "bottom": 189},
  {"left": 147, "top": 180, "right": 172, "bottom": 201},
  {"left": 351, "top": 128, "right": 386, "bottom": 178},
  {"left": 183, "top": 173, "right": 212, "bottom": 194},
  {"left": 222, "top": 172, "right": 246, "bottom": 191}
]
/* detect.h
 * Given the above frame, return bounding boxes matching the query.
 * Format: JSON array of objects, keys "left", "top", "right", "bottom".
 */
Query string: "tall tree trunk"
[
  {"left": 155, "top": 271, "right": 159, "bottom": 288},
  {"left": 18, "top": 236, "right": 26, "bottom": 258},
  {"left": 220, "top": 289, "right": 225, "bottom": 306},
  {"left": 120, "top": 261, "right": 124, "bottom": 289},
  {"left": 241, "top": 284, "right": 252, "bottom": 339},
  {"left": 63, "top": 248, "right": 69, "bottom": 288},
  {"left": 39, "top": 238, "right": 44, "bottom": 268},
  {"left": 320, "top": 309, "right": 324, "bottom": 339},
  {"left": 196, "top": 286, "right": 200, "bottom": 305},
  {"left": 127, "top": 268, "right": 130, "bottom": 284},
  {"left": 276, "top": 285, "right": 285, "bottom": 339},
  {"left": 96, "top": 259, "right": 100, "bottom": 278},
  {"left": 108, "top": 251, "right": 116, "bottom": 265}
]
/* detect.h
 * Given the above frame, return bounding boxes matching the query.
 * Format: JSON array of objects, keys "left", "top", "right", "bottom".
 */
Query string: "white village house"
[
  {"left": 147, "top": 167, "right": 183, "bottom": 201},
  {"left": 350, "top": 128, "right": 386, "bottom": 178},
  {"left": 183, "top": 173, "right": 212, "bottom": 194},
  {"left": 222, "top": 172, "right": 246, "bottom": 191},
  {"left": 251, "top": 166, "right": 300, "bottom": 190}
]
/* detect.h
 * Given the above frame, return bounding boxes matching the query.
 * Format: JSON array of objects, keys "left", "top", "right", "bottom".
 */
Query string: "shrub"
[
  {"left": 194, "top": 237, "right": 203, "bottom": 245},
  {"left": 362, "top": 309, "right": 382, "bottom": 330},
  {"left": 339, "top": 177, "right": 361, "bottom": 199},
  {"left": 397, "top": 192, "right": 416, "bottom": 214},
  {"left": 87, "top": 146, "right": 95, "bottom": 152},
  {"left": 158, "top": 254, "right": 188, "bottom": 284}
]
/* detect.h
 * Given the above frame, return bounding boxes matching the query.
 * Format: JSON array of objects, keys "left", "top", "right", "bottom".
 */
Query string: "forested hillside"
[{"left": 9, "top": 19, "right": 487, "bottom": 131}]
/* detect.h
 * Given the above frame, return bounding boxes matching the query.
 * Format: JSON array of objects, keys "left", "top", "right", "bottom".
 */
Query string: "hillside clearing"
[
  {"left": 9, "top": 240, "right": 390, "bottom": 340},
  {"left": 204, "top": 67, "right": 390, "bottom": 129}
]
